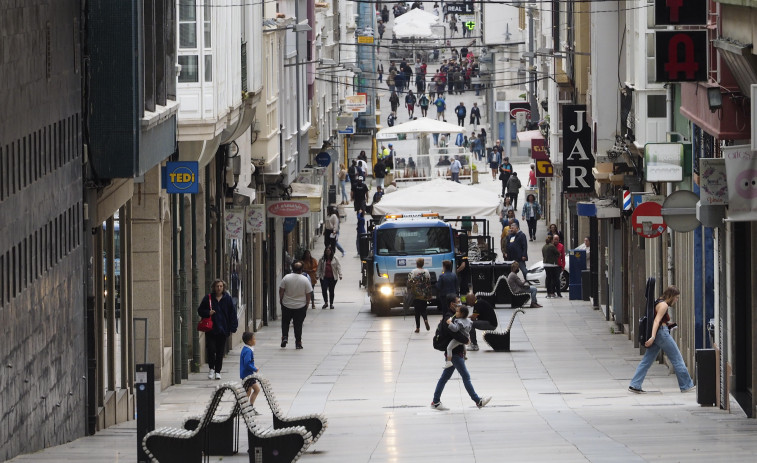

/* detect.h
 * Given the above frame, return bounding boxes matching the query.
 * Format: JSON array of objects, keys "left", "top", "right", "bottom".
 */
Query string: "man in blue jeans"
[{"left": 431, "top": 295, "right": 492, "bottom": 410}]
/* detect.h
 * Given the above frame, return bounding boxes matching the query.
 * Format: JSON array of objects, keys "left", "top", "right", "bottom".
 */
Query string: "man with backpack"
[
  {"left": 455, "top": 102, "right": 467, "bottom": 126},
  {"left": 431, "top": 295, "right": 492, "bottom": 410},
  {"left": 407, "top": 257, "right": 433, "bottom": 332}
]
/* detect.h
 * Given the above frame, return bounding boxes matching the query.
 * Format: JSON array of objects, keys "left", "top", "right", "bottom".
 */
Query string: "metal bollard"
[{"left": 136, "top": 364, "right": 155, "bottom": 463}]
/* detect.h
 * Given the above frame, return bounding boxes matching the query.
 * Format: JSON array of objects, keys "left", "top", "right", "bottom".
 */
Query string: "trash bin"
[
  {"left": 568, "top": 250, "right": 586, "bottom": 300},
  {"left": 470, "top": 262, "right": 493, "bottom": 293},
  {"left": 695, "top": 349, "right": 717, "bottom": 406},
  {"left": 581, "top": 270, "right": 591, "bottom": 301},
  {"left": 493, "top": 261, "right": 512, "bottom": 283}
]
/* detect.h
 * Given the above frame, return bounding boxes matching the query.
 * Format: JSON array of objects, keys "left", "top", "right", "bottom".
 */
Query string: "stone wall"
[{"left": 0, "top": 1, "right": 86, "bottom": 460}]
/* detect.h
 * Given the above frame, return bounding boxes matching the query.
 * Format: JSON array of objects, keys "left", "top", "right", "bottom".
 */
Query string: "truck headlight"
[{"left": 379, "top": 285, "right": 393, "bottom": 296}]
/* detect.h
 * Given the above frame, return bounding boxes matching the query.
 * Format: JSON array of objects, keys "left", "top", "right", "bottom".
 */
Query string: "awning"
[
  {"left": 576, "top": 199, "right": 621, "bottom": 219},
  {"left": 290, "top": 182, "right": 323, "bottom": 212},
  {"left": 516, "top": 130, "right": 544, "bottom": 149}
]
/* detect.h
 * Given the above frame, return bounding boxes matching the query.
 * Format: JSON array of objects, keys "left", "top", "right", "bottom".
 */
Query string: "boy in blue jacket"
[{"left": 240, "top": 332, "right": 261, "bottom": 413}]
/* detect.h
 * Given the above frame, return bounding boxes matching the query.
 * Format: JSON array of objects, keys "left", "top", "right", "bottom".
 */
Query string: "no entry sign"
[{"left": 631, "top": 201, "right": 667, "bottom": 238}]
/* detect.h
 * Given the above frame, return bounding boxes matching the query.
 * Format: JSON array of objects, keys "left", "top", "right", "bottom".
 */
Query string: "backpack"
[
  {"left": 432, "top": 318, "right": 454, "bottom": 351},
  {"left": 407, "top": 270, "right": 432, "bottom": 301}
]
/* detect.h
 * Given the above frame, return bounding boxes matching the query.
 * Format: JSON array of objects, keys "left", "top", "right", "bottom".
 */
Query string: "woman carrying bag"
[{"left": 197, "top": 279, "right": 238, "bottom": 380}]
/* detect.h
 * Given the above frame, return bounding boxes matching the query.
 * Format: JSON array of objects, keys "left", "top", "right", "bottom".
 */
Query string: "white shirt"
[{"left": 279, "top": 273, "right": 313, "bottom": 308}]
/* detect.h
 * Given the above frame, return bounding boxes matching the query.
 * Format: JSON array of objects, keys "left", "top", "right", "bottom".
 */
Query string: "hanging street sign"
[
  {"left": 162, "top": 161, "right": 199, "bottom": 194},
  {"left": 465, "top": 21, "right": 476, "bottom": 31},
  {"left": 357, "top": 36, "right": 374, "bottom": 44},
  {"left": 562, "top": 105, "right": 595, "bottom": 193}
]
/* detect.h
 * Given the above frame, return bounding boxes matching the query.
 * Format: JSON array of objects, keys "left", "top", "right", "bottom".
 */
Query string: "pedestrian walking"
[
  {"left": 552, "top": 234, "right": 565, "bottom": 298},
  {"left": 629, "top": 286, "right": 695, "bottom": 394},
  {"left": 378, "top": 21, "right": 385, "bottom": 40},
  {"left": 301, "top": 250, "right": 318, "bottom": 309},
  {"left": 444, "top": 304, "right": 472, "bottom": 367},
  {"left": 316, "top": 246, "right": 342, "bottom": 309},
  {"left": 407, "top": 257, "right": 433, "bottom": 332},
  {"left": 197, "top": 279, "right": 239, "bottom": 379},
  {"left": 387, "top": 70, "right": 396, "bottom": 93},
  {"left": 470, "top": 102, "right": 481, "bottom": 127},
  {"left": 522, "top": 194, "right": 541, "bottom": 241},
  {"left": 435, "top": 260, "right": 458, "bottom": 312},
  {"left": 542, "top": 236, "right": 560, "bottom": 298},
  {"left": 389, "top": 91, "right": 400, "bottom": 113},
  {"left": 528, "top": 163, "right": 537, "bottom": 187},
  {"left": 489, "top": 140, "right": 502, "bottom": 180},
  {"left": 465, "top": 292, "right": 497, "bottom": 351},
  {"left": 419, "top": 93, "right": 430, "bottom": 117},
  {"left": 504, "top": 222, "right": 529, "bottom": 281},
  {"left": 338, "top": 163, "right": 349, "bottom": 204},
  {"left": 434, "top": 95, "right": 446, "bottom": 121},
  {"left": 377, "top": 62, "right": 384, "bottom": 83},
  {"left": 279, "top": 261, "right": 312, "bottom": 349},
  {"left": 356, "top": 208, "right": 366, "bottom": 255},
  {"left": 454, "top": 102, "right": 466, "bottom": 126},
  {"left": 449, "top": 156, "right": 462, "bottom": 183},
  {"left": 324, "top": 205, "right": 339, "bottom": 250},
  {"left": 430, "top": 295, "right": 492, "bottom": 410},
  {"left": 506, "top": 172, "right": 521, "bottom": 210},
  {"left": 351, "top": 175, "right": 370, "bottom": 213},
  {"left": 498, "top": 156, "right": 513, "bottom": 197},
  {"left": 240, "top": 332, "right": 261, "bottom": 414},
  {"left": 507, "top": 262, "right": 541, "bottom": 308},
  {"left": 405, "top": 90, "right": 417, "bottom": 118}
]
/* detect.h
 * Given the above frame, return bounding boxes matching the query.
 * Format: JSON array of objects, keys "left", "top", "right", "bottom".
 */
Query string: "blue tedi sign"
[{"left": 163, "top": 161, "right": 199, "bottom": 194}]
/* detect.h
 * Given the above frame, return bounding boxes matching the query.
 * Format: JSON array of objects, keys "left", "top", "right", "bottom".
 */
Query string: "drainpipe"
[
  {"left": 172, "top": 194, "right": 182, "bottom": 384},
  {"left": 180, "top": 193, "right": 188, "bottom": 379},
  {"left": 205, "top": 165, "right": 212, "bottom": 294},
  {"left": 191, "top": 194, "right": 200, "bottom": 372}
]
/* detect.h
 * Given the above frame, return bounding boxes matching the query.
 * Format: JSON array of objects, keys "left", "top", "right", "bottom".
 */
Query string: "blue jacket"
[
  {"left": 197, "top": 292, "right": 238, "bottom": 337},
  {"left": 240, "top": 346, "right": 258, "bottom": 379},
  {"left": 436, "top": 272, "right": 459, "bottom": 300},
  {"left": 506, "top": 230, "right": 529, "bottom": 262}
]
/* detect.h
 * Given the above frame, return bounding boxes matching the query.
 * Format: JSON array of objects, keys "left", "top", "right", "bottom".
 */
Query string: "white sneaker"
[
  {"left": 444, "top": 360, "right": 453, "bottom": 368},
  {"left": 215, "top": 372, "right": 222, "bottom": 380},
  {"left": 477, "top": 396, "right": 492, "bottom": 409},
  {"left": 430, "top": 401, "right": 448, "bottom": 410},
  {"left": 208, "top": 369, "right": 215, "bottom": 380}
]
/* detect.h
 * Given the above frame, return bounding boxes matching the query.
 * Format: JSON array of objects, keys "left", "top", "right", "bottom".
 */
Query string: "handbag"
[{"left": 197, "top": 294, "right": 214, "bottom": 333}]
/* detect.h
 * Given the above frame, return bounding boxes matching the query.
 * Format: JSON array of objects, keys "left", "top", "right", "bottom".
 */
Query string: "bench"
[
  {"left": 243, "top": 374, "right": 328, "bottom": 445},
  {"left": 475, "top": 275, "right": 531, "bottom": 308},
  {"left": 143, "top": 383, "right": 230, "bottom": 463},
  {"left": 230, "top": 382, "right": 314, "bottom": 463},
  {"left": 183, "top": 398, "right": 240, "bottom": 456},
  {"left": 483, "top": 309, "right": 526, "bottom": 352}
]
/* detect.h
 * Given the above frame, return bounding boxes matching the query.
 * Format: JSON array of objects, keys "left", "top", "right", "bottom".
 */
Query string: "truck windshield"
[{"left": 376, "top": 227, "right": 452, "bottom": 255}]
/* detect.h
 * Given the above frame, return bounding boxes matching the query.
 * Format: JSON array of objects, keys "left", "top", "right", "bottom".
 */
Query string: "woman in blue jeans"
[
  {"left": 431, "top": 295, "right": 491, "bottom": 410},
  {"left": 629, "top": 285, "right": 695, "bottom": 394}
]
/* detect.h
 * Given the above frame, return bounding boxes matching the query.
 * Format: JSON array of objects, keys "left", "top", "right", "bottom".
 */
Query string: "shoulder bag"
[{"left": 197, "top": 294, "right": 214, "bottom": 332}]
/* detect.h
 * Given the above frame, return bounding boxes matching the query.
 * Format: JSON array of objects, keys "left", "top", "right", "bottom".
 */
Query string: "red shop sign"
[{"left": 267, "top": 200, "right": 311, "bottom": 218}]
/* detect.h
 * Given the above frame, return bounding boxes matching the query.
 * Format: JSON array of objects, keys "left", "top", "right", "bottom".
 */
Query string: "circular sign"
[
  {"left": 631, "top": 201, "right": 667, "bottom": 238},
  {"left": 510, "top": 108, "right": 531, "bottom": 119},
  {"left": 315, "top": 151, "right": 331, "bottom": 167},
  {"left": 662, "top": 190, "right": 700, "bottom": 232},
  {"left": 267, "top": 201, "right": 310, "bottom": 217}
]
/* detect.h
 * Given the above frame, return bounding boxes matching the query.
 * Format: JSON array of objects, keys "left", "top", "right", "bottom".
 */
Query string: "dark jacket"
[
  {"left": 198, "top": 292, "right": 238, "bottom": 337},
  {"left": 473, "top": 299, "right": 498, "bottom": 328},
  {"left": 436, "top": 272, "right": 458, "bottom": 299},
  {"left": 374, "top": 160, "right": 386, "bottom": 178},
  {"left": 506, "top": 231, "right": 529, "bottom": 261},
  {"left": 542, "top": 243, "right": 560, "bottom": 265},
  {"left": 442, "top": 308, "right": 469, "bottom": 355}
]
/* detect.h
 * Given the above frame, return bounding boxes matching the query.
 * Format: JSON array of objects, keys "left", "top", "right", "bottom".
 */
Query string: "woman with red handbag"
[{"left": 197, "top": 279, "right": 238, "bottom": 380}]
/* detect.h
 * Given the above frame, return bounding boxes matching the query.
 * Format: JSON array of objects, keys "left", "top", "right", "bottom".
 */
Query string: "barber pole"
[{"left": 623, "top": 190, "right": 632, "bottom": 210}]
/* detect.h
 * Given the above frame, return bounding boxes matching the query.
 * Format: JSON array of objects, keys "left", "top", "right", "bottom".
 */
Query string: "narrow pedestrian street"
[{"left": 12, "top": 163, "right": 757, "bottom": 462}]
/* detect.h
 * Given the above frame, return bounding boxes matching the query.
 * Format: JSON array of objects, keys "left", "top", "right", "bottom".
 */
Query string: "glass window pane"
[
  {"left": 180, "top": 24, "right": 197, "bottom": 48},
  {"left": 179, "top": 0, "right": 196, "bottom": 21},
  {"left": 204, "top": 22, "right": 211, "bottom": 48},
  {"left": 178, "top": 55, "right": 199, "bottom": 83},
  {"left": 204, "top": 55, "right": 212, "bottom": 82}
]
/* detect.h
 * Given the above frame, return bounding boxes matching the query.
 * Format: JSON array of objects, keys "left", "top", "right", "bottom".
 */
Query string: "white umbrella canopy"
[
  {"left": 372, "top": 179, "right": 501, "bottom": 217},
  {"left": 376, "top": 117, "right": 465, "bottom": 137},
  {"left": 393, "top": 22, "right": 437, "bottom": 39},
  {"left": 393, "top": 8, "right": 439, "bottom": 26}
]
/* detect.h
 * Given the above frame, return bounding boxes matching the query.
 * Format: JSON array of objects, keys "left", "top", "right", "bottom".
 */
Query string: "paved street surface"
[
  {"left": 12, "top": 14, "right": 757, "bottom": 463},
  {"left": 12, "top": 161, "right": 757, "bottom": 463}
]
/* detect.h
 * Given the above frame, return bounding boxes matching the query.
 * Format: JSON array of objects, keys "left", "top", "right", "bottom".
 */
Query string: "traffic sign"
[
  {"left": 662, "top": 190, "right": 700, "bottom": 232},
  {"left": 315, "top": 152, "right": 331, "bottom": 167},
  {"left": 631, "top": 201, "right": 667, "bottom": 238}
]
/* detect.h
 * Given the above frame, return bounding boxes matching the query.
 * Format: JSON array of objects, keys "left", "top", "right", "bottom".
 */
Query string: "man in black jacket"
[
  {"left": 466, "top": 292, "right": 498, "bottom": 351},
  {"left": 505, "top": 223, "right": 529, "bottom": 280},
  {"left": 431, "top": 295, "right": 492, "bottom": 410}
]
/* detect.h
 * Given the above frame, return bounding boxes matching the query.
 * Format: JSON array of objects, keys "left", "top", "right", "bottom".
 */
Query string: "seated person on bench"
[
  {"left": 466, "top": 292, "right": 497, "bottom": 351},
  {"left": 506, "top": 262, "right": 541, "bottom": 308}
]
